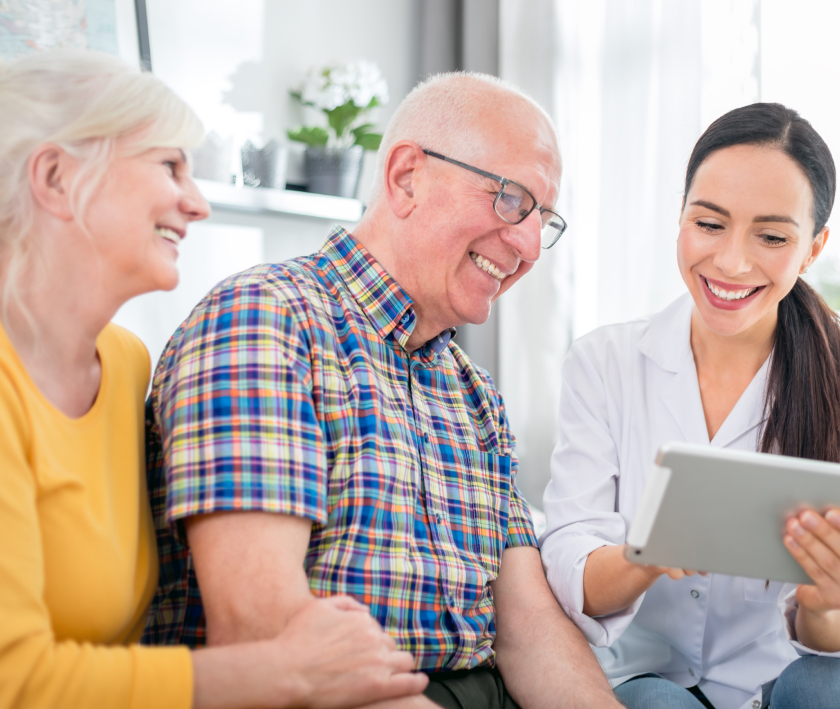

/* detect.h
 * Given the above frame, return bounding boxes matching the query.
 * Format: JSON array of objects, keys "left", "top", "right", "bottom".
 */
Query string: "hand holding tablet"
[{"left": 625, "top": 443, "right": 840, "bottom": 585}]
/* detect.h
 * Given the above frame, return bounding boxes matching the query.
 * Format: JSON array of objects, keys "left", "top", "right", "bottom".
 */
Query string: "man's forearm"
[
  {"left": 492, "top": 547, "right": 620, "bottom": 709},
  {"left": 494, "top": 598, "right": 618, "bottom": 708}
]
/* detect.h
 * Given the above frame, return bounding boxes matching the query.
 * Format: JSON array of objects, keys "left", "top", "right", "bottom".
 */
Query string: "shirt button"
[
  {"left": 436, "top": 513, "right": 442, "bottom": 523},
  {"left": 690, "top": 590, "right": 700, "bottom": 599},
  {"left": 752, "top": 701, "right": 761, "bottom": 709},
  {"left": 688, "top": 668, "right": 695, "bottom": 678},
  {"left": 400, "top": 314, "right": 410, "bottom": 324}
]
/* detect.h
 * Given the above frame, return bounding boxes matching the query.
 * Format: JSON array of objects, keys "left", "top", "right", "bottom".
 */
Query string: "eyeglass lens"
[{"left": 495, "top": 183, "right": 565, "bottom": 249}]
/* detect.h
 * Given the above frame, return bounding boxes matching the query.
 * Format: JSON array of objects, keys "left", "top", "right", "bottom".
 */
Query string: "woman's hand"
[
  {"left": 644, "top": 565, "right": 708, "bottom": 581},
  {"left": 583, "top": 545, "right": 707, "bottom": 617},
  {"left": 192, "top": 595, "right": 429, "bottom": 709},
  {"left": 272, "top": 595, "right": 428, "bottom": 708},
  {"left": 784, "top": 507, "right": 840, "bottom": 653}
]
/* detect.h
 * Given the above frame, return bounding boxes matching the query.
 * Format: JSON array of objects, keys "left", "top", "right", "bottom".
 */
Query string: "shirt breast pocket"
[
  {"left": 460, "top": 452, "right": 511, "bottom": 578},
  {"left": 744, "top": 578, "right": 785, "bottom": 603}
]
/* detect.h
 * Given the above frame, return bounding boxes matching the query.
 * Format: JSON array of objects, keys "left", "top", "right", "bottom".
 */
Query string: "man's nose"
[{"left": 503, "top": 209, "right": 542, "bottom": 263}]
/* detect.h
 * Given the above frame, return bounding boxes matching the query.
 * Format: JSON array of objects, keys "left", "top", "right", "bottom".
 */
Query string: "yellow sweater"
[{"left": 0, "top": 322, "right": 192, "bottom": 709}]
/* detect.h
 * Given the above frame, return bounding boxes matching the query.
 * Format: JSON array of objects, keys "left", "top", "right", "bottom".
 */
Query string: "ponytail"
[
  {"left": 761, "top": 279, "right": 840, "bottom": 462},
  {"left": 684, "top": 103, "right": 839, "bottom": 462}
]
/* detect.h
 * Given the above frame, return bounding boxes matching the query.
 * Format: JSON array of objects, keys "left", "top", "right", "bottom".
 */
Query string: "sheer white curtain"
[{"left": 498, "top": 0, "right": 760, "bottom": 506}]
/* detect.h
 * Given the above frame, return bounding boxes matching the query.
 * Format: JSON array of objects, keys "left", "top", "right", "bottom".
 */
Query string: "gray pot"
[
  {"left": 304, "top": 145, "right": 364, "bottom": 199},
  {"left": 241, "top": 139, "right": 288, "bottom": 189}
]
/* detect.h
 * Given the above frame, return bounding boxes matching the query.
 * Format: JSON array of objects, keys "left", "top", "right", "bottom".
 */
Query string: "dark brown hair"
[{"left": 684, "top": 103, "right": 840, "bottom": 462}]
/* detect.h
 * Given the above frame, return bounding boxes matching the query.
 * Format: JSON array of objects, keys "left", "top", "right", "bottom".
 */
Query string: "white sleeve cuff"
[
  {"left": 781, "top": 588, "right": 840, "bottom": 657},
  {"left": 542, "top": 536, "right": 644, "bottom": 648}
]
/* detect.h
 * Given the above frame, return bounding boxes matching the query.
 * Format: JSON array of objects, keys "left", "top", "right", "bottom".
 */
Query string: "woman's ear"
[
  {"left": 806, "top": 226, "right": 830, "bottom": 271},
  {"left": 28, "top": 144, "right": 77, "bottom": 221},
  {"left": 383, "top": 141, "right": 425, "bottom": 219}
]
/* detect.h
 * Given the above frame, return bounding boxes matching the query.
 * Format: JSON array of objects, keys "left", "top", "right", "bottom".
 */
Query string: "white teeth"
[
  {"left": 155, "top": 227, "right": 181, "bottom": 246},
  {"left": 704, "top": 278, "right": 758, "bottom": 301},
  {"left": 470, "top": 252, "right": 506, "bottom": 281}
]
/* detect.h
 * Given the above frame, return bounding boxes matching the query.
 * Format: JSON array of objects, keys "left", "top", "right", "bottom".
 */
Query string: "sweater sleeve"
[{"left": 0, "top": 371, "right": 193, "bottom": 709}]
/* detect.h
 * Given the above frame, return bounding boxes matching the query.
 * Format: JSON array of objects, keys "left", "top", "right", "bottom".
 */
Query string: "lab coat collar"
[
  {"left": 636, "top": 293, "right": 694, "bottom": 373},
  {"left": 638, "top": 292, "right": 769, "bottom": 447}
]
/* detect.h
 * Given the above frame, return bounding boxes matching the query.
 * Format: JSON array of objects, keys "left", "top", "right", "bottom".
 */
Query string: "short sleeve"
[{"left": 152, "top": 274, "right": 328, "bottom": 530}]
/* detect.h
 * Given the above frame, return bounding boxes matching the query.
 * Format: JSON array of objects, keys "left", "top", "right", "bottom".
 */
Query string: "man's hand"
[{"left": 492, "top": 546, "right": 621, "bottom": 709}]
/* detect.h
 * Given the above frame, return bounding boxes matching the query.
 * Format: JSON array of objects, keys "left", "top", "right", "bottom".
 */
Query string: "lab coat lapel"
[{"left": 638, "top": 294, "right": 710, "bottom": 445}]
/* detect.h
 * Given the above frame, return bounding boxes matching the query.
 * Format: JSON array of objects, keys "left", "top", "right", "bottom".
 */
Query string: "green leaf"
[
  {"left": 286, "top": 125, "right": 329, "bottom": 146},
  {"left": 327, "top": 101, "right": 362, "bottom": 138},
  {"left": 351, "top": 123, "right": 376, "bottom": 137},
  {"left": 354, "top": 132, "right": 383, "bottom": 151}
]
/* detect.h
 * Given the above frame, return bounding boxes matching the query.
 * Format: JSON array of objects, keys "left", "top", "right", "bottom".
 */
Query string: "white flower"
[{"left": 293, "top": 60, "right": 389, "bottom": 110}]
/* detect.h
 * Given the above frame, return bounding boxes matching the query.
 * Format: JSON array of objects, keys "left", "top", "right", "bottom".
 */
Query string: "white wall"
[{"left": 761, "top": 0, "right": 840, "bottom": 294}]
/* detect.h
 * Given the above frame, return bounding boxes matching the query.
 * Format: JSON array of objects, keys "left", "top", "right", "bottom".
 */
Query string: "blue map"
[{"left": 0, "top": 0, "right": 118, "bottom": 60}]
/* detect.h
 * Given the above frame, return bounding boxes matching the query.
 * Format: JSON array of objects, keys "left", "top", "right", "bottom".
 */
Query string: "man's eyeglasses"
[{"left": 422, "top": 149, "right": 567, "bottom": 249}]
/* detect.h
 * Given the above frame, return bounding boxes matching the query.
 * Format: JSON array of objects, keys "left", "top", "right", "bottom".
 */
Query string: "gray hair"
[{"left": 0, "top": 49, "right": 204, "bottom": 324}]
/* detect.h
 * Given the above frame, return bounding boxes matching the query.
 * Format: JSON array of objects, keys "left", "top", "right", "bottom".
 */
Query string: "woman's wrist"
[
  {"left": 582, "top": 545, "right": 663, "bottom": 617},
  {"left": 191, "top": 641, "right": 297, "bottom": 709},
  {"left": 794, "top": 605, "right": 840, "bottom": 653}
]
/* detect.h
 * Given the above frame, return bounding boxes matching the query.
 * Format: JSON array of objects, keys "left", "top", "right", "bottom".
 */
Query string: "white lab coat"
[{"left": 540, "top": 293, "right": 839, "bottom": 709}]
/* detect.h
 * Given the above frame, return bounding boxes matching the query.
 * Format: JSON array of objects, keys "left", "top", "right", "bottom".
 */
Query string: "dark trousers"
[{"left": 424, "top": 667, "right": 522, "bottom": 709}]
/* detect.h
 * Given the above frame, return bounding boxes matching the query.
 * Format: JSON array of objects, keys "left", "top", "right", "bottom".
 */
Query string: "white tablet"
[{"left": 624, "top": 442, "right": 840, "bottom": 584}]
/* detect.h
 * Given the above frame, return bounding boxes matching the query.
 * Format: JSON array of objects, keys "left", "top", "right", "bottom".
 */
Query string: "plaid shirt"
[{"left": 143, "top": 227, "right": 537, "bottom": 671}]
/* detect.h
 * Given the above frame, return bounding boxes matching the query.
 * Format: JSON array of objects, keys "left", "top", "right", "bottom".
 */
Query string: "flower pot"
[{"left": 304, "top": 145, "right": 364, "bottom": 199}]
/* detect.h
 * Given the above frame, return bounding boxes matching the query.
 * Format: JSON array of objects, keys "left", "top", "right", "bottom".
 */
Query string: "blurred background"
[{"left": 4, "top": 0, "right": 840, "bottom": 507}]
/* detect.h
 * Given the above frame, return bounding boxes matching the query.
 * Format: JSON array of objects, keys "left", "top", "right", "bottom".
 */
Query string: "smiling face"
[
  {"left": 677, "top": 144, "right": 827, "bottom": 340},
  {"left": 81, "top": 145, "right": 210, "bottom": 298},
  {"left": 401, "top": 103, "right": 561, "bottom": 335}
]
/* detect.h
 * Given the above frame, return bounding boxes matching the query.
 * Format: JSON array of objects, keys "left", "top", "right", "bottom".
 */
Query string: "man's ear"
[
  {"left": 28, "top": 143, "right": 77, "bottom": 221},
  {"left": 383, "top": 141, "right": 425, "bottom": 219}
]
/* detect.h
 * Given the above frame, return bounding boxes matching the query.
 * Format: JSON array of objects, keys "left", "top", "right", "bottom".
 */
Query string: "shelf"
[{"left": 196, "top": 179, "right": 364, "bottom": 223}]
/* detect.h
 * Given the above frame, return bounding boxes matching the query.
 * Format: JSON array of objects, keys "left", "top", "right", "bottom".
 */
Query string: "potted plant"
[{"left": 287, "top": 60, "right": 389, "bottom": 199}]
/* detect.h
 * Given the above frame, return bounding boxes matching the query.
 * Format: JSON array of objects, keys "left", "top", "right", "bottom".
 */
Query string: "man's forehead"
[{"left": 478, "top": 104, "right": 560, "bottom": 170}]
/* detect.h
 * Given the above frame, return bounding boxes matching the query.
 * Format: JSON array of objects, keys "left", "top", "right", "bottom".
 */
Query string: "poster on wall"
[{"left": 0, "top": 0, "right": 150, "bottom": 70}]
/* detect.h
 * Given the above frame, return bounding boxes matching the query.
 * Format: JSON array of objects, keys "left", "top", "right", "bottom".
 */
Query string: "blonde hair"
[
  {"left": 0, "top": 49, "right": 204, "bottom": 323},
  {"left": 369, "top": 72, "right": 556, "bottom": 204}
]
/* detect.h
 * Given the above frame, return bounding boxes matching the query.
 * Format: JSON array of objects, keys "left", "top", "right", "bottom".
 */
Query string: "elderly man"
[{"left": 144, "top": 73, "right": 620, "bottom": 708}]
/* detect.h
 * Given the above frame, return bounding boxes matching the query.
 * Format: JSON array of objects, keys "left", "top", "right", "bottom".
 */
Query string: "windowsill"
[{"left": 196, "top": 179, "right": 364, "bottom": 222}]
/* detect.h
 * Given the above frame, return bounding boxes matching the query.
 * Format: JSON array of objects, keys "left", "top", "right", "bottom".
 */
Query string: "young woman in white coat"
[{"left": 541, "top": 103, "right": 840, "bottom": 709}]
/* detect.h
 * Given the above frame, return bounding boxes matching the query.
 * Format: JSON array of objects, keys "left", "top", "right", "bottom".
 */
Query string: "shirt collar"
[{"left": 321, "top": 227, "right": 453, "bottom": 352}]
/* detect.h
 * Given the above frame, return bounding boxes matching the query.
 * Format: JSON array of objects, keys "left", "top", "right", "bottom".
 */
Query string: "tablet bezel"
[{"left": 624, "top": 442, "right": 840, "bottom": 584}]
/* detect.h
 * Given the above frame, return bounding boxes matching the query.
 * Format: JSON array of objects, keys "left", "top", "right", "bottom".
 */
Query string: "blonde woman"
[{"left": 0, "top": 50, "right": 426, "bottom": 709}]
